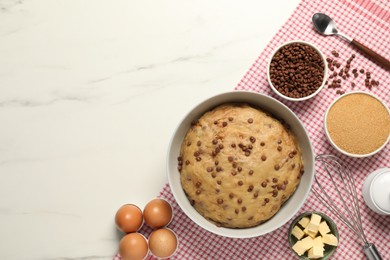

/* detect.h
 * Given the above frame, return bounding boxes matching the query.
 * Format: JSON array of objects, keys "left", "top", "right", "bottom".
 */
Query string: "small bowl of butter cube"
[{"left": 288, "top": 211, "right": 339, "bottom": 259}]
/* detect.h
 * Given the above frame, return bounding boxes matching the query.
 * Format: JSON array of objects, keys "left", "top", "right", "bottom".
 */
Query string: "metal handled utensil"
[
  {"left": 312, "top": 13, "right": 390, "bottom": 70},
  {"left": 313, "top": 154, "right": 383, "bottom": 260}
]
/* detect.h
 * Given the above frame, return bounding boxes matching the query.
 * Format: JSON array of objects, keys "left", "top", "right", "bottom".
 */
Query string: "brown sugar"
[{"left": 326, "top": 93, "right": 390, "bottom": 155}]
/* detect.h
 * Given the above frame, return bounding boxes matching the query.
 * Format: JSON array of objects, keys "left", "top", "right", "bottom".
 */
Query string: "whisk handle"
[{"left": 364, "top": 243, "right": 382, "bottom": 260}]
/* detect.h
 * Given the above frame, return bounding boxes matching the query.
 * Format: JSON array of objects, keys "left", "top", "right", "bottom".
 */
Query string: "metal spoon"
[{"left": 312, "top": 13, "right": 390, "bottom": 70}]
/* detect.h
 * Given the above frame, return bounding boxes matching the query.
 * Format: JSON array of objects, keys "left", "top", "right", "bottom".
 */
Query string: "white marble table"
[{"left": 0, "top": 0, "right": 300, "bottom": 259}]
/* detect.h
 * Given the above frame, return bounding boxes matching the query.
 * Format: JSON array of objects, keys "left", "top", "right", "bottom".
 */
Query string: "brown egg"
[
  {"left": 143, "top": 199, "right": 173, "bottom": 228},
  {"left": 148, "top": 228, "right": 178, "bottom": 258},
  {"left": 115, "top": 204, "right": 143, "bottom": 233},
  {"left": 119, "top": 233, "right": 148, "bottom": 260}
]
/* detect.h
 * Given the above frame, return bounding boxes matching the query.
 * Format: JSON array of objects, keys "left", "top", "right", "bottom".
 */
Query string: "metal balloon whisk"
[{"left": 312, "top": 154, "right": 382, "bottom": 260}]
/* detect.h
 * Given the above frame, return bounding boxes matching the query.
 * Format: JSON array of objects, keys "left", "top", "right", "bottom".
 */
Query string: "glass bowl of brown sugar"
[
  {"left": 267, "top": 40, "right": 328, "bottom": 101},
  {"left": 324, "top": 91, "right": 390, "bottom": 157}
]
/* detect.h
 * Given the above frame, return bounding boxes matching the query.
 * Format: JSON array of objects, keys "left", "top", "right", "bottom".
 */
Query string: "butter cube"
[
  {"left": 318, "top": 221, "right": 331, "bottom": 236},
  {"left": 292, "top": 241, "right": 306, "bottom": 256},
  {"left": 308, "top": 246, "right": 324, "bottom": 259},
  {"left": 304, "top": 225, "right": 318, "bottom": 238},
  {"left": 307, "top": 213, "right": 322, "bottom": 233},
  {"left": 298, "top": 216, "right": 310, "bottom": 228},
  {"left": 300, "top": 236, "right": 314, "bottom": 250},
  {"left": 291, "top": 225, "right": 305, "bottom": 240},
  {"left": 313, "top": 236, "right": 324, "bottom": 248},
  {"left": 322, "top": 233, "right": 339, "bottom": 246}
]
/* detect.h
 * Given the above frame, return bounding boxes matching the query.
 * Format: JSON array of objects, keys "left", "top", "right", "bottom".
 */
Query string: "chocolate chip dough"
[{"left": 177, "top": 104, "right": 304, "bottom": 228}]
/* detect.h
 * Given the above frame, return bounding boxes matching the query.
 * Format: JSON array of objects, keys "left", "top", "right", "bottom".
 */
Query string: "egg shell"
[
  {"left": 143, "top": 199, "right": 173, "bottom": 228},
  {"left": 119, "top": 233, "right": 149, "bottom": 260},
  {"left": 115, "top": 204, "right": 143, "bottom": 233},
  {"left": 148, "top": 228, "right": 178, "bottom": 258}
]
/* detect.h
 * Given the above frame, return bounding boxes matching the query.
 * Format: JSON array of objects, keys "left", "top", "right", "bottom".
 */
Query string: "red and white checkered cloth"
[{"left": 115, "top": 0, "right": 389, "bottom": 259}]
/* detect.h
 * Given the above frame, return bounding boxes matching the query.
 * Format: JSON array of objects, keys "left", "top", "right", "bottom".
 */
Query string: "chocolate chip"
[
  {"left": 215, "top": 189, "right": 220, "bottom": 193},
  {"left": 217, "top": 199, "right": 223, "bottom": 204},
  {"left": 222, "top": 122, "right": 227, "bottom": 127},
  {"left": 248, "top": 144, "right": 253, "bottom": 150},
  {"left": 231, "top": 143, "right": 236, "bottom": 148},
  {"left": 272, "top": 178, "right": 278, "bottom": 183},
  {"left": 207, "top": 167, "right": 213, "bottom": 172},
  {"left": 190, "top": 199, "right": 195, "bottom": 206},
  {"left": 211, "top": 172, "right": 216, "bottom": 178},
  {"left": 216, "top": 166, "right": 223, "bottom": 172},
  {"left": 248, "top": 118, "right": 253, "bottom": 124},
  {"left": 212, "top": 139, "right": 218, "bottom": 145},
  {"left": 274, "top": 164, "right": 280, "bottom": 171},
  {"left": 277, "top": 139, "right": 282, "bottom": 144},
  {"left": 187, "top": 141, "right": 192, "bottom": 146},
  {"left": 185, "top": 160, "right": 190, "bottom": 165},
  {"left": 360, "top": 69, "right": 365, "bottom": 74},
  {"left": 178, "top": 165, "right": 182, "bottom": 171},
  {"left": 237, "top": 198, "right": 242, "bottom": 204},
  {"left": 248, "top": 216, "right": 254, "bottom": 220},
  {"left": 213, "top": 121, "right": 218, "bottom": 125},
  {"left": 235, "top": 209, "right": 239, "bottom": 214},
  {"left": 228, "top": 117, "right": 233, "bottom": 121},
  {"left": 249, "top": 170, "right": 254, "bottom": 175},
  {"left": 215, "top": 160, "right": 219, "bottom": 166},
  {"left": 254, "top": 192, "right": 259, "bottom": 198},
  {"left": 245, "top": 151, "right": 250, "bottom": 157},
  {"left": 232, "top": 162, "right": 237, "bottom": 168},
  {"left": 331, "top": 50, "right": 339, "bottom": 57},
  {"left": 261, "top": 155, "right": 267, "bottom": 161},
  {"left": 261, "top": 181, "right": 267, "bottom": 188},
  {"left": 250, "top": 136, "right": 256, "bottom": 143},
  {"left": 238, "top": 181, "right": 243, "bottom": 186},
  {"left": 277, "top": 146, "right": 282, "bottom": 152},
  {"left": 272, "top": 190, "right": 278, "bottom": 197},
  {"left": 196, "top": 157, "right": 201, "bottom": 161},
  {"left": 195, "top": 181, "right": 202, "bottom": 188},
  {"left": 228, "top": 156, "right": 234, "bottom": 162},
  {"left": 242, "top": 207, "right": 247, "bottom": 212},
  {"left": 231, "top": 170, "right": 237, "bottom": 176},
  {"left": 178, "top": 156, "right": 183, "bottom": 161},
  {"left": 194, "top": 151, "right": 200, "bottom": 157},
  {"left": 197, "top": 141, "right": 201, "bottom": 146},
  {"left": 283, "top": 180, "right": 289, "bottom": 185},
  {"left": 260, "top": 142, "right": 265, "bottom": 146},
  {"left": 289, "top": 152, "right": 294, "bottom": 158},
  {"left": 264, "top": 198, "right": 270, "bottom": 203},
  {"left": 196, "top": 190, "right": 201, "bottom": 195},
  {"left": 229, "top": 193, "right": 234, "bottom": 199},
  {"left": 247, "top": 185, "right": 254, "bottom": 192},
  {"left": 217, "top": 180, "right": 222, "bottom": 185},
  {"left": 218, "top": 144, "right": 224, "bottom": 149},
  {"left": 237, "top": 167, "right": 242, "bottom": 172}
]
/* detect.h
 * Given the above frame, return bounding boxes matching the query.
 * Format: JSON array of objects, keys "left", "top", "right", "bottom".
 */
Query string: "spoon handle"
[{"left": 351, "top": 39, "right": 390, "bottom": 70}]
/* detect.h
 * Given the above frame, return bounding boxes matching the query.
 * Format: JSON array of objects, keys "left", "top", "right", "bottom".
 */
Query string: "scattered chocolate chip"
[
  {"left": 217, "top": 180, "right": 222, "bottom": 185},
  {"left": 215, "top": 160, "right": 219, "bottom": 166},
  {"left": 195, "top": 181, "right": 202, "bottom": 188},
  {"left": 264, "top": 198, "right": 270, "bottom": 203},
  {"left": 360, "top": 69, "right": 365, "bottom": 74},
  {"left": 237, "top": 198, "right": 242, "bottom": 204},
  {"left": 213, "top": 120, "right": 218, "bottom": 125},
  {"left": 272, "top": 178, "right": 278, "bottom": 183},
  {"left": 185, "top": 160, "right": 190, "bottom": 165},
  {"left": 331, "top": 50, "right": 339, "bottom": 57},
  {"left": 215, "top": 189, "right": 220, "bottom": 193},
  {"left": 190, "top": 199, "right": 195, "bottom": 206},
  {"left": 229, "top": 193, "right": 234, "bottom": 199},
  {"left": 218, "top": 144, "right": 224, "bottom": 149},
  {"left": 228, "top": 117, "right": 233, "bottom": 121},
  {"left": 245, "top": 151, "right": 250, "bottom": 156},
  {"left": 194, "top": 151, "right": 200, "bottom": 157},
  {"left": 235, "top": 209, "right": 239, "bottom": 214},
  {"left": 178, "top": 165, "right": 182, "bottom": 171},
  {"left": 283, "top": 180, "right": 289, "bottom": 185},
  {"left": 231, "top": 170, "right": 237, "bottom": 176},
  {"left": 250, "top": 136, "right": 256, "bottom": 143},
  {"left": 277, "top": 146, "right": 282, "bottom": 152},
  {"left": 289, "top": 152, "right": 294, "bottom": 158},
  {"left": 232, "top": 162, "right": 237, "bottom": 168},
  {"left": 260, "top": 142, "right": 265, "bottom": 146},
  {"left": 178, "top": 156, "right": 183, "bottom": 161},
  {"left": 207, "top": 167, "right": 213, "bottom": 172},
  {"left": 242, "top": 207, "right": 247, "bottom": 212},
  {"left": 254, "top": 192, "right": 259, "bottom": 198},
  {"left": 248, "top": 118, "right": 253, "bottom": 124},
  {"left": 247, "top": 185, "right": 254, "bottom": 192},
  {"left": 231, "top": 143, "right": 236, "bottom": 148},
  {"left": 237, "top": 166, "right": 242, "bottom": 172},
  {"left": 222, "top": 122, "right": 227, "bottom": 127},
  {"left": 277, "top": 139, "right": 282, "bottom": 144},
  {"left": 238, "top": 181, "right": 243, "bottom": 186},
  {"left": 197, "top": 141, "right": 201, "bottom": 146},
  {"left": 212, "top": 139, "right": 218, "bottom": 145},
  {"left": 187, "top": 141, "right": 192, "bottom": 146},
  {"left": 217, "top": 199, "right": 223, "bottom": 204},
  {"left": 216, "top": 166, "right": 223, "bottom": 172},
  {"left": 261, "top": 155, "right": 267, "bottom": 161},
  {"left": 248, "top": 216, "right": 254, "bottom": 220},
  {"left": 274, "top": 164, "right": 280, "bottom": 171},
  {"left": 249, "top": 170, "right": 254, "bottom": 175},
  {"left": 211, "top": 172, "right": 216, "bottom": 178},
  {"left": 196, "top": 157, "right": 201, "bottom": 161},
  {"left": 228, "top": 156, "right": 234, "bottom": 162},
  {"left": 272, "top": 190, "right": 278, "bottom": 197},
  {"left": 261, "top": 181, "right": 267, "bottom": 188},
  {"left": 196, "top": 190, "right": 201, "bottom": 195},
  {"left": 248, "top": 144, "right": 253, "bottom": 150}
]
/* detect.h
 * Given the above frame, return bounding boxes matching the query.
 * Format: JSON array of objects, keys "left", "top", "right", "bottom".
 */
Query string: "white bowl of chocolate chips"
[
  {"left": 167, "top": 91, "right": 314, "bottom": 238},
  {"left": 267, "top": 40, "right": 328, "bottom": 101}
]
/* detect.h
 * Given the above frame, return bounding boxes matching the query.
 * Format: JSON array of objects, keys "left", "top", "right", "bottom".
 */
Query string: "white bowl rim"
[
  {"left": 324, "top": 91, "right": 390, "bottom": 158},
  {"left": 266, "top": 40, "right": 328, "bottom": 102},
  {"left": 166, "top": 90, "right": 315, "bottom": 238}
]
